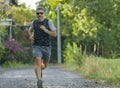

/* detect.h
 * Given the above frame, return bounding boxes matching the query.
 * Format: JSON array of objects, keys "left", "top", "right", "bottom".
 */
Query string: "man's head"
[{"left": 36, "top": 7, "right": 45, "bottom": 21}]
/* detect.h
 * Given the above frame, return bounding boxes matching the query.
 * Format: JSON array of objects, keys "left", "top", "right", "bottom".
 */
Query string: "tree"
[
  {"left": 9, "top": 3, "right": 36, "bottom": 25},
  {"left": 36, "top": 0, "right": 120, "bottom": 58}
]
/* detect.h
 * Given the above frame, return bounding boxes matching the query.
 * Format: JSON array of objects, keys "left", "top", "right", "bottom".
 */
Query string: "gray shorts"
[{"left": 33, "top": 45, "right": 51, "bottom": 62}]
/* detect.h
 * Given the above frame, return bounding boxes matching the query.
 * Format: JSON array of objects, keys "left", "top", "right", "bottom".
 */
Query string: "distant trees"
[
  {"left": 1, "top": 0, "right": 120, "bottom": 65},
  {"left": 38, "top": 0, "right": 120, "bottom": 58}
]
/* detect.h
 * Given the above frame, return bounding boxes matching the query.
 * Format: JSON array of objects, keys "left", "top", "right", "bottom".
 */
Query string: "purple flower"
[
  {"left": 4, "top": 39, "right": 22, "bottom": 53},
  {"left": 4, "top": 39, "right": 31, "bottom": 53}
]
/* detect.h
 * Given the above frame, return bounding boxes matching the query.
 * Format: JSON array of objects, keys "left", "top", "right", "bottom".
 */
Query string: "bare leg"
[
  {"left": 34, "top": 57, "right": 42, "bottom": 80},
  {"left": 41, "top": 61, "right": 48, "bottom": 70}
]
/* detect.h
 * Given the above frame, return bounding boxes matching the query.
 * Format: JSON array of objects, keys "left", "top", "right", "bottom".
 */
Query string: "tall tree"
[{"left": 37, "top": 0, "right": 120, "bottom": 57}]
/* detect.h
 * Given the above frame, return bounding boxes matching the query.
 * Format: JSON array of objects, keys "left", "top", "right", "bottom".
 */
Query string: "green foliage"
[
  {"left": 63, "top": 49, "right": 120, "bottom": 85},
  {"left": 57, "top": 0, "right": 120, "bottom": 57},
  {"left": 0, "top": 3, "right": 35, "bottom": 65},
  {"left": 9, "top": 5, "right": 36, "bottom": 25},
  {"left": 70, "top": 0, "right": 120, "bottom": 56},
  {"left": 1, "top": 38, "right": 33, "bottom": 65},
  {"left": 0, "top": 26, "right": 7, "bottom": 43},
  {"left": 0, "top": 27, "right": 6, "bottom": 61},
  {"left": 0, "top": 43, "right": 4, "bottom": 60},
  {"left": 0, "top": 4, "right": 11, "bottom": 18},
  {"left": 81, "top": 56, "right": 120, "bottom": 84},
  {"left": 0, "top": 25, "right": 33, "bottom": 65},
  {"left": 2, "top": 61, "right": 30, "bottom": 68},
  {"left": 12, "top": 25, "right": 24, "bottom": 42},
  {"left": 14, "top": 50, "right": 33, "bottom": 63},
  {"left": 81, "top": 56, "right": 111, "bottom": 80},
  {"left": 63, "top": 42, "right": 83, "bottom": 70},
  {"left": 0, "top": 25, "right": 7, "bottom": 35},
  {"left": 12, "top": 26, "right": 33, "bottom": 63}
]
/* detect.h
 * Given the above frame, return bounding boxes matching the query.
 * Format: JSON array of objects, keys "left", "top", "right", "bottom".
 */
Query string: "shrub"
[
  {"left": 1, "top": 39, "right": 32, "bottom": 64},
  {"left": 4, "top": 38, "right": 22, "bottom": 53},
  {"left": 0, "top": 43, "right": 5, "bottom": 61},
  {"left": 63, "top": 42, "right": 84, "bottom": 70}
]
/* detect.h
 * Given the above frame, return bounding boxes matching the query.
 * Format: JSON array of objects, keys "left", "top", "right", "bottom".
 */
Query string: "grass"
[
  {"left": 62, "top": 56, "right": 120, "bottom": 85},
  {"left": 1, "top": 61, "right": 33, "bottom": 68},
  {"left": 104, "top": 58, "right": 120, "bottom": 84},
  {"left": 80, "top": 56, "right": 120, "bottom": 85}
]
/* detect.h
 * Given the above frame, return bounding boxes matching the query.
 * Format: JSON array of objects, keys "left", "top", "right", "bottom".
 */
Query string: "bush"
[
  {"left": 0, "top": 43, "right": 5, "bottom": 61},
  {"left": 63, "top": 42, "right": 84, "bottom": 70},
  {"left": 1, "top": 39, "right": 32, "bottom": 64}
]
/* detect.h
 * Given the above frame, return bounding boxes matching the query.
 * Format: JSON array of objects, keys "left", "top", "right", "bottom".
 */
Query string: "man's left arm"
[
  {"left": 40, "top": 20, "right": 57, "bottom": 37},
  {"left": 44, "top": 28, "right": 57, "bottom": 37}
]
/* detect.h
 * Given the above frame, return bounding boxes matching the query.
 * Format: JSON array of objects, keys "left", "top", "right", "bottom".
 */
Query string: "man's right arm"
[{"left": 28, "top": 22, "right": 34, "bottom": 41}]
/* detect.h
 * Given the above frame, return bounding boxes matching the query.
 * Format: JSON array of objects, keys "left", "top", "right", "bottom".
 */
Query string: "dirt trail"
[{"left": 0, "top": 66, "right": 119, "bottom": 88}]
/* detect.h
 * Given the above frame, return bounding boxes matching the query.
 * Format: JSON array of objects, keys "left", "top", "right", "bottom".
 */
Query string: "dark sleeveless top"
[{"left": 33, "top": 19, "right": 50, "bottom": 46}]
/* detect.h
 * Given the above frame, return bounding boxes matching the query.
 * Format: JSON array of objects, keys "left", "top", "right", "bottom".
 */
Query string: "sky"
[{"left": 18, "top": 0, "right": 40, "bottom": 10}]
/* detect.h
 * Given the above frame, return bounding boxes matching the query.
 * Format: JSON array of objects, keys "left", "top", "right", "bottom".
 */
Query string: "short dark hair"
[{"left": 36, "top": 7, "right": 45, "bottom": 11}]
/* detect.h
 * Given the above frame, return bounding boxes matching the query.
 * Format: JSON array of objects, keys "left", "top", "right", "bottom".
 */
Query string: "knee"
[{"left": 35, "top": 57, "right": 41, "bottom": 66}]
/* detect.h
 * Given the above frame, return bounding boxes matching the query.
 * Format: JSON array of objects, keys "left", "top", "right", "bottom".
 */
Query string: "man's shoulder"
[
  {"left": 44, "top": 18, "right": 49, "bottom": 22},
  {"left": 45, "top": 18, "right": 53, "bottom": 22},
  {"left": 33, "top": 19, "right": 38, "bottom": 23}
]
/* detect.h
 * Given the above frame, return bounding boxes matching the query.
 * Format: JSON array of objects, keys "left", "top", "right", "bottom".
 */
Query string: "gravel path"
[{"left": 0, "top": 66, "right": 119, "bottom": 88}]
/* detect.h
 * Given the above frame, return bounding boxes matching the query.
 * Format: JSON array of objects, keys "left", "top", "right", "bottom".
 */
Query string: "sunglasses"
[{"left": 36, "top": 12, "right": 44, "bottom": 15}]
